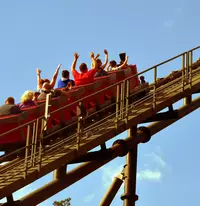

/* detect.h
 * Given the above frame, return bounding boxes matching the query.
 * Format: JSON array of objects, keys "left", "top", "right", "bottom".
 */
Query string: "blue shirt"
[{"left": 57, "top": 78, "right": 75, "bottom": 88}]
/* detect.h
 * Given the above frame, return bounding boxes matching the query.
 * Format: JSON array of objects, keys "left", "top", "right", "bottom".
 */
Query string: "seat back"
[
  {"left": 124, "top": 67, "right": 132, "bottom": 78},
  {"left": 0, "top": 114, "right": 25, "bottom": 145},
  {"left": 49, "top": 97, "right": 64, "bottom": 125},
  {"left": 21, "top": 106, "right": 42, "bottom": 120},
  {"left": 81, "top": 83, "right": 96, "bottom": 109},
  {"left": 114, "top": 70, "right": 126, "bottom": 82},
  {"left": 94, "top": 76, "right": 111, "bottom": 105},
  {"left": 127, "top": 65, "right": 140, "bottom": 93},
  {"left": 66, "top": 87, "right": 85, "bottom": 116},
  {"left": 107, "top": 73, "right": 118, "bottom": 100},
  {"left": 20, "top": 104, "right": 48, "bottom": 142}
]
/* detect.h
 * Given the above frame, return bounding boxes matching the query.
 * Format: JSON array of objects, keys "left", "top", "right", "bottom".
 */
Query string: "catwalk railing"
[{"left": 0, "top": 46, "right": 200, "bottom": 181}]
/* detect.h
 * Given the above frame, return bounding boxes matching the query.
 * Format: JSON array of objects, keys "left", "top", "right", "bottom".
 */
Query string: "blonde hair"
[{"left": 20, "top": 90, "right": 34, "bottom": 103}]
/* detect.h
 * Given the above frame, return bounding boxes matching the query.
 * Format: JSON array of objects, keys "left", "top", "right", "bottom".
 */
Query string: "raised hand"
[
  {"left": 36, "top": 68, "right": 41, "bottom": 74},
  {"left": 104, "top": 49, "right": 108, "bottom": 55},
  {"left": 90, "top": 52, "right": 95, "bottom": 59},
  {"left": 74, "top": 52, "right": 79, "bottom": 60},
  {"left": 57, "top": 64, "right": 62, "bottom": 70}
]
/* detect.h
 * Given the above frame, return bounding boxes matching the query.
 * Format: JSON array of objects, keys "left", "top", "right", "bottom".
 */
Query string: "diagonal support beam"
[
  {"left": 69, "top": 150, "right": 113, "bottom": 164},
  {"left": 142, "top": 110, "right": 178, "bottom": 123},
  {"left": 99, "top": 171, "right": 124, "bottom": 206}
]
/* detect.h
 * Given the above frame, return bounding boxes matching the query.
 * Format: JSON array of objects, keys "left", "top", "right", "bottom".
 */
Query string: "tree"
[{"left": 53, "top": 197, "right": 71, "bottom": 206}]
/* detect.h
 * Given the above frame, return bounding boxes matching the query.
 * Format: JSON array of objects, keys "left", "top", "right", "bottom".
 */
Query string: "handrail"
[
  {"left": 48, "top": 46, "right": 200, "bottom": 115},
  {"left": 187, "top": 45, "right": 200, "bottom": 52},
  {"left": 0, "top": 46, "right": 199, "bottom": 183},
  {"left": 0, "top": 45, "right": 199, "bottom": 137},
  {"left": 0, "top": 68, "right": 199, "bottom": 175}
]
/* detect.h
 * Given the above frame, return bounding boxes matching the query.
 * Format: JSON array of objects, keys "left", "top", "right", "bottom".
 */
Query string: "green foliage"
[{"left": 53, "top": 197, "right": 71, "bottom": 206}]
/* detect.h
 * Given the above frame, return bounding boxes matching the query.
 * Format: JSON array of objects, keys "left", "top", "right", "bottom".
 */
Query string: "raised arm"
[
  {"left": 118, "top": 56, "right": 129, "bottom": 69},
  {"left": 36, "top": 68, "right": 42, "bottom": 91},
  {"left": 90, "top": 52, "right": 98, "bottom": 70},
  {"left": 71, "top": 52, "right": 79, "bottom": 72},
  {"left": 101, "top": 49, "right": 109, "bottom": 70},
  {"left": 50, "top": 64, "right": 61, "bottom": 88},
  {"left": 91, "top": 53, "right": 100, "bottom": 68},
  {"left": 94, "top": 53, "right": 100, "bottom": 60}
]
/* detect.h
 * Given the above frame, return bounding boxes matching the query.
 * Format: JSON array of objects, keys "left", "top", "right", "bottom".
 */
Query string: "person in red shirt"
[{"left": 71, "top": 52, "right": 98, "bottom": 86}]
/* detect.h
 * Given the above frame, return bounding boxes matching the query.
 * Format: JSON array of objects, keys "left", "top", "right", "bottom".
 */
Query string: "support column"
[
  {"left": 3, "top": 194, "right": 20, "bottom": 206},
  {"left": 121, "top": 126, "right": 138, "bottom": 206},
  {"left": 100, "top": 143, "right": 107, "bottom": 151},
  {"left": 99, "top": 173, "right": 123, "bottom": 206},
  {"left": 168, "top": 105, "right": 174, "bottom": 112},
  {"left": 184, "top": 51, "right": 192, "bottom": 105},
  {"left": 6, "top": 195, "right": 14, "bottom": 203},
  {"left": 184, "top": 96, "right": 192, "bottom": 105},
  {"left": 53, "top": 165, "right": 67, "bottom": 180}
]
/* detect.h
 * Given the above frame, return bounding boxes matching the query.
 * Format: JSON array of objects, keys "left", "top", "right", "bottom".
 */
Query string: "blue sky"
[{"left": 0, "top": 0, "right": 200, "bottom": 205}]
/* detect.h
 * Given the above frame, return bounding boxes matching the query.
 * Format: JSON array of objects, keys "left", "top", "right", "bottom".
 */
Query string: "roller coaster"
[{"left": 0, "top": 46, "right": 200, "bottom": 206}]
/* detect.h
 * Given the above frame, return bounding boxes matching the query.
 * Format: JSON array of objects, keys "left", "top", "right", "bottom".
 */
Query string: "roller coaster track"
[{"left": 0, "top": 46, "right": 200, "bottom": 205}]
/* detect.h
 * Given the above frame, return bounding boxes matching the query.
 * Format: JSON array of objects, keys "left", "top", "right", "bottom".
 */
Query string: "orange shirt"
[{"left": 72, "top": 69, "right": 96, "bottom": 86}]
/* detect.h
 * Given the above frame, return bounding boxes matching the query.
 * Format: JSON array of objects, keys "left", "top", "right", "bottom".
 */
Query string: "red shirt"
[{"left": 72, "top": 69, "right": 96, "bottom": 86}]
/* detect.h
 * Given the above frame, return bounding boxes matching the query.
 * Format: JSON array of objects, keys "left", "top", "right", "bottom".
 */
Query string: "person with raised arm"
[
  {"left": 106, "top": 55, "right": 129, "bottom": 71},
  {"left": 37, "top": 82, "right": 69, "bottom": 101},
  {"left": 36, "top": 64, "right": 61, "bottom": 91},
  {"left": 71, "top": 52, "right": 98, "bottom": 86},
  {"left": 94, "top": 49, "right": 109, "bottom": 77}
]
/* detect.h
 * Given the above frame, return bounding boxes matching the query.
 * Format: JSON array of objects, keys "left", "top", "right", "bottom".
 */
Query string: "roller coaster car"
[{"left": 1, "top": 61, "right": 200, "bottom": 162}]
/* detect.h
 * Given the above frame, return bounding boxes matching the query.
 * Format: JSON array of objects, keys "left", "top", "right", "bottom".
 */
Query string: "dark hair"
[
  {"left": 140, "top": 76, "right": 145, "bottom": 80},
  {"left": 62, "top": 70, "right": 69, "bottom": 78},
  {"left": 119, "top": 53, "right": 126, "bottom": 63},
  {"left": 110, "top": 60, "right": 117, "bottom": 67},
  {"left": 40, "top": 79, "right": 50, "bottom": 85},
  {"left": 96, "top": 59, "right": 102, "bottom": 64},
  {"left": 79, "top": 63, "right": 88, "bottom": 73},
  {"left": 5, "top": 97, "right": 15, "bottom": 104}
]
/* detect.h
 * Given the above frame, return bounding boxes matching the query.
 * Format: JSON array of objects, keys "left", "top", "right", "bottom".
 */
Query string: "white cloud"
[
  {"left": 101, "top": 164, "right": 124, "bottom": 197},
  {"left": 145, "top": 152, "right": 166, "bottom": 168},
  {"left": 137, "top": 169, "right": 162, "bottom": 181},
  {"left": 100, "top": 148, "right": 168, "bottom": 194},
  {"left": 101, "top": 164, "right": 123, "bottom": 188},
  {"left": 101, "top": 162, "right": 163, "bottom": 185},
  {"left": 83, "top": 193, "right": 95, "bottom": 203}
]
